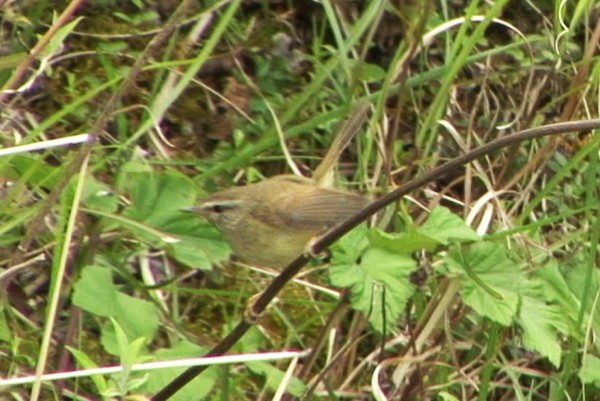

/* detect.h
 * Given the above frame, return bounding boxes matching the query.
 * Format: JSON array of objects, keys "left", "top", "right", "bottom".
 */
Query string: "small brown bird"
[
  {"left": 188, "top": 175, "right": 367, "bottom": 268},
  {"left": 189, "top": 104, "right": 370, "bottom": 267}
]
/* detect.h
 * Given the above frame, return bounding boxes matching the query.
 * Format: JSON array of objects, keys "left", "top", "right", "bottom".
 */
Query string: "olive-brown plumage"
[{"left": 190, "top": 175, "right": 367, "bottom": 268}]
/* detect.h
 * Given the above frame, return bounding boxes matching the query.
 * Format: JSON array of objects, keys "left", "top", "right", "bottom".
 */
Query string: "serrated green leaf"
[
  {"left": 369, "top": 227, "right": 439, "bottom": 254},
  {"left": 445, "top": 242, "right": 521, "bottom": 326},
  {"left": 332, "top": 224, "right": 370, "bottom": 263},
  {"left": 532, "top": 262, "right": 580, "bottom": 333},
  {"left": 518, "top": 292, "right": 565, "bottom": 367},
  {"left": 562, "top": 256, "right": 600, "bottom": 337},
  {"left": 329, "top": 248, "right": 416, "bottom": 333},
  {"left": 418, "top": 207, "right": 480, "bottom": 244}
]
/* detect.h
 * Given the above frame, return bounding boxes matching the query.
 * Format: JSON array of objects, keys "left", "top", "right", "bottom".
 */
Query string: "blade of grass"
[{"left": 29, "top": 151, "right": 90, "bottom": 401}]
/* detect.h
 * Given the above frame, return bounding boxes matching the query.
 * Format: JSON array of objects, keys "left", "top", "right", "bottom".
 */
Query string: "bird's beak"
[{"left": 180, "top": 206, "right": 200, "bottom": 213}]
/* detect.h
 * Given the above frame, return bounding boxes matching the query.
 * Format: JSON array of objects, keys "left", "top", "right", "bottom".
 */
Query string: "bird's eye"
[{"left": 212, "top": 205, "right": 224, "bottom": 213}]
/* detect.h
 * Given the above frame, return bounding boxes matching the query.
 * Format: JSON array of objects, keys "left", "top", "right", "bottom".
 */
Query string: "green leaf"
[
  {"left": 518, "top": 290, "right": 566, "bottom": 367},
  {"left": 580, "top": 355, "right": 600, "bottom": 386},
  {"left": 370, "top": 227, "right": 439, "bottom": 254},
  {"left": 112, "top": 317, "right": 149, "bottom": 367},
  {"left": 160, "top": 211, "right": 231, "bottom": 268},
  {"left": 100, "top": 312, "right": 157, "bottom": 358},
  {"left": 110, "top": 317, "right": 150, "bottom": 394},
  {"left": 370, "top": 208, "right": 479, "bottom": 254},
  {"left": 533, "top": 260, "right": 581, "bottom": 321},
  {"left": 97, "top": 41, "right": 128, "bottom": 54},
  {"left": 122, "top": 170, "right": 196, "bottom": 226},
  {"left": 438, "top": 392, "right": 461, "bottom": 401},
  {"left": 118, "top": 169, "right": 231, "bottom": 268},
  {"left": 445, "top": 242, "right": 521, "bottom": 326},
  {"left": 81, "top": 175, "right": 118, "bottom": 213},
  {"left": 329, "top": 247, "right": 417, "bottom": 333},
  {"left": 72, "top": 266, "right": 159, "bottom": 355},
  {"left": 0, "top": 306, "right": 10, "bottom": 342},
  {"left": 142, "top": 341, "right": 218, "bottom": 401},
  {"left": 0, "top": 155, "right": 62, "bottom": 190},
  {"left": 67, "top": 346, "right": 108, "bottom": 394},
  {"left": 332, "top": 224, "right": 370, "bottom": 264},
  {"left": 246, "top": 361, "right": 306, "bottom": 396},
  {"left": 168, "top": 232, "right": 231, "bottom": 269},
  {"left": 72, "top": 266, "right": 118, "bottom": 315},
  {"left": 351, "top": 60, "right": 387, "bottom": 82},
  {"left": 42, "top": 16, "right": 82, "bottom": 59},
  {"left": 531, "top": 262, "right": 580, "bottom": 335},
  {"left": 240, "top": 326, "right": 269, "bottom": 353},
  {"left": 561, "top": 255, "right": 600, "bottom": 336},
  {"left": 418, "top": 207, "right": 480, "bottom": 244}
]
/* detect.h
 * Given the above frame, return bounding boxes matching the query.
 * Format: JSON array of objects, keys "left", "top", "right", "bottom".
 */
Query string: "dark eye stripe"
[{"left": 200, "top": 200, "right": 243, "bottom": 213}]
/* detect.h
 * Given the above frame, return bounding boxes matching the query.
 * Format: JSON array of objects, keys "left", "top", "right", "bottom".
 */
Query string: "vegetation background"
[{"left": 0, "top": 0, "right": 599, "bottom": 400}]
